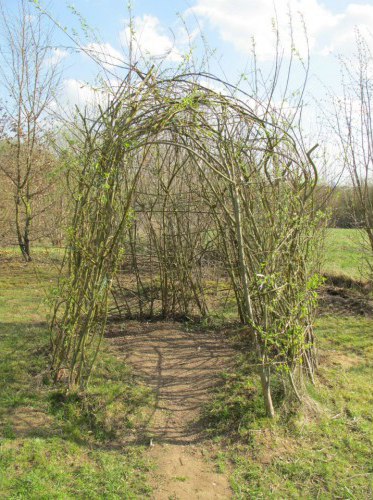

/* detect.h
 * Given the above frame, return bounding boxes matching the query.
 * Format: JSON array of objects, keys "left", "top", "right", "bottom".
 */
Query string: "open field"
[
  {"left": 0, "top": 260, "right": 152, "bottom": 498},
  {"left": 203, "top": 315, "right": 373, "bottom": 498},
  {"left": 323, "top": 228, "right": 370, "bottom": 280},
  {"left": 0, "top": 234, "right": 372, "bottom": 498},
  {"left": 2, "top": 227, "right": 369, "bottom": 281}
]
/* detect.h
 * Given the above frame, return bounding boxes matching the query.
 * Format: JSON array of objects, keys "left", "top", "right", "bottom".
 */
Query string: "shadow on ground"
[{"left": 106, "top": 321, "right": 237, "bottom": 446}]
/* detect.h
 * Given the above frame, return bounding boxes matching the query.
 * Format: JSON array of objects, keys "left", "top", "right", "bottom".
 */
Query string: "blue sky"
[
  {"left": 3, "top": 1, "right": 373, "bottom": 97},
  {"left": 2, "top": 0, "right": 373, "bottom": 159}
]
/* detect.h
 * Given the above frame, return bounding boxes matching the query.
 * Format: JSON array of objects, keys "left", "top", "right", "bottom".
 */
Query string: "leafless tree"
[
  {"left": 334, "top": 30, "right": 373, "bottom": 278},
  {"left": 0, "top": 0, "right": 60, "bottom": 260}
]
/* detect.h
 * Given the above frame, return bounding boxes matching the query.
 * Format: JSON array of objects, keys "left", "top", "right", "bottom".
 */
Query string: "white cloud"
[
  {"left": 61, "top": 78, "right": 108, "bottom": 108},
  {"left": 198, "top": 77, "right": 225, "bottom": 93},
  {"left": 84, "top": 42, "right": 124, "bottom": 69},
  {"left": 120, "top": 15, "right": 182, "bottom": 62},
  {"left": 320, "top": 3, "right": 373, "bottom": 56},
  {"left": 187, "top": 0, "right": 373, "bottom": 60},
  {"left": 175, "top": 22, "right": 201, "bottom": 46},
  {"left": 45, "top": 48, "right": 68, "bottom": 66}
]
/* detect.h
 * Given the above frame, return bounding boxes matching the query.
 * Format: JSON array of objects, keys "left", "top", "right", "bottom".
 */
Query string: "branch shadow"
[{"left": 106, "top": 321, "right": 237, "bottom": 446}]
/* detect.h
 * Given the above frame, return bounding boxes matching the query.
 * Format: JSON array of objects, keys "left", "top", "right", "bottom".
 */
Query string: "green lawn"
[
  {"left": 204, "top": 315, "right": 373, "bottom": 499},
  {"left": 1, "top": 234, "right": 372, "bottom": 498},
  {"left": 0, "top": 259, "right": 152, "bottom": 499},
  {"left": 3, "top": 228, "right": 370, "bottom": 282},
  {"left": 322, "top": 228, "right": 371, "bottom": 280}
]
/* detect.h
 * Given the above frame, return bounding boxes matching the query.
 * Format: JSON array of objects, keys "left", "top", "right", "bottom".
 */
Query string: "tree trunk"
[{"left": 259, "top": 365, "right": 275, "bottom": 419}]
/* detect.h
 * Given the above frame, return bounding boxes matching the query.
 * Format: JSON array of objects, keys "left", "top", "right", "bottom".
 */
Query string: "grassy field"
[
  {"left": 0, "top": 259, "right": 152, "bottom": 499},
  {"left": 1, "top": 227, "right": 368, "bottom": 281},
  {"left": 1, "top": 233, "right": 372, "bottom": 498},
  {"left": 322, "top": 228, "right": 371, "bottom": 280},
  {"left": 203, "top": 315, "right": 373, "bottom": 498}
]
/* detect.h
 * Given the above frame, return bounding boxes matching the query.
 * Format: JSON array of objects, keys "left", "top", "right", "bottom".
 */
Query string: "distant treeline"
[{"left": 318, "top": 185, "right": 373, "bottom": 229}]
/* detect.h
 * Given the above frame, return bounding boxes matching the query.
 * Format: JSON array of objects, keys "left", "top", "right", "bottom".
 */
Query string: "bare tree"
[
  {"left": 334, "top": 30, "right": 373, "bottom": 277},
  {"left": 0, "top": 0, "right": 60, "bottom": 261}
]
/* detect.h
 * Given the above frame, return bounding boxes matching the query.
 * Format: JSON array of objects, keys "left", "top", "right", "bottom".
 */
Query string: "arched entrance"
[{"left": 50, "top": 69, "right": 320, "bottom": 417}]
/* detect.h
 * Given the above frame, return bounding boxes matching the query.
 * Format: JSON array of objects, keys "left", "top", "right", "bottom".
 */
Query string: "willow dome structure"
[{"left": 50, "top": 67, "right": 321, "bottom": 418}]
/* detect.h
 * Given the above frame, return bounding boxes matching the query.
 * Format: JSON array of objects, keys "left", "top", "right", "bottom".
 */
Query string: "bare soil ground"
[
  {"left": 107, "top": 321, "right": 236, "bottom": 499},
  {"left": 318, "top": 285, "right": 373, "bottom": 317}
]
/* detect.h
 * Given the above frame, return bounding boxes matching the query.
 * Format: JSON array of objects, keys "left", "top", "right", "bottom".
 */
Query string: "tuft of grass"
[
  {"left": 202, "top": 367, "right": 267, "bottom": 439},
  {"left": 48, "top": 354, "right": 153, "bottom": 443}
]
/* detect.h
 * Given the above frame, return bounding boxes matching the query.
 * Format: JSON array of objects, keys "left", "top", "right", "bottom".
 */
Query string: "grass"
[
  {"left": 3, "top": 229, "right": 369, "bottom": 283},
  {"left": 204, "top": 316, "right": 373, "bottom": 498},
  {"left": 1, "top": 233, "right": 373, "bottom": 498},
  {"left": 0, "top": 440, "right": 149, "bottom": 499},
  {"left": 322, "top": 228, "right": 371, "bottom": 280},
  {"left": 0, "top": 245, "right": 64, "bottom": 262},
  {"left": 0, "top": 256, "right": 152, "bottom": 498}
]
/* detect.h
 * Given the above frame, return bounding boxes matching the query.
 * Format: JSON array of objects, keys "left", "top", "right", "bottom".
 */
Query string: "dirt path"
[{"left": 107, "top": 321, "right": 236, "bottom": 499}]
